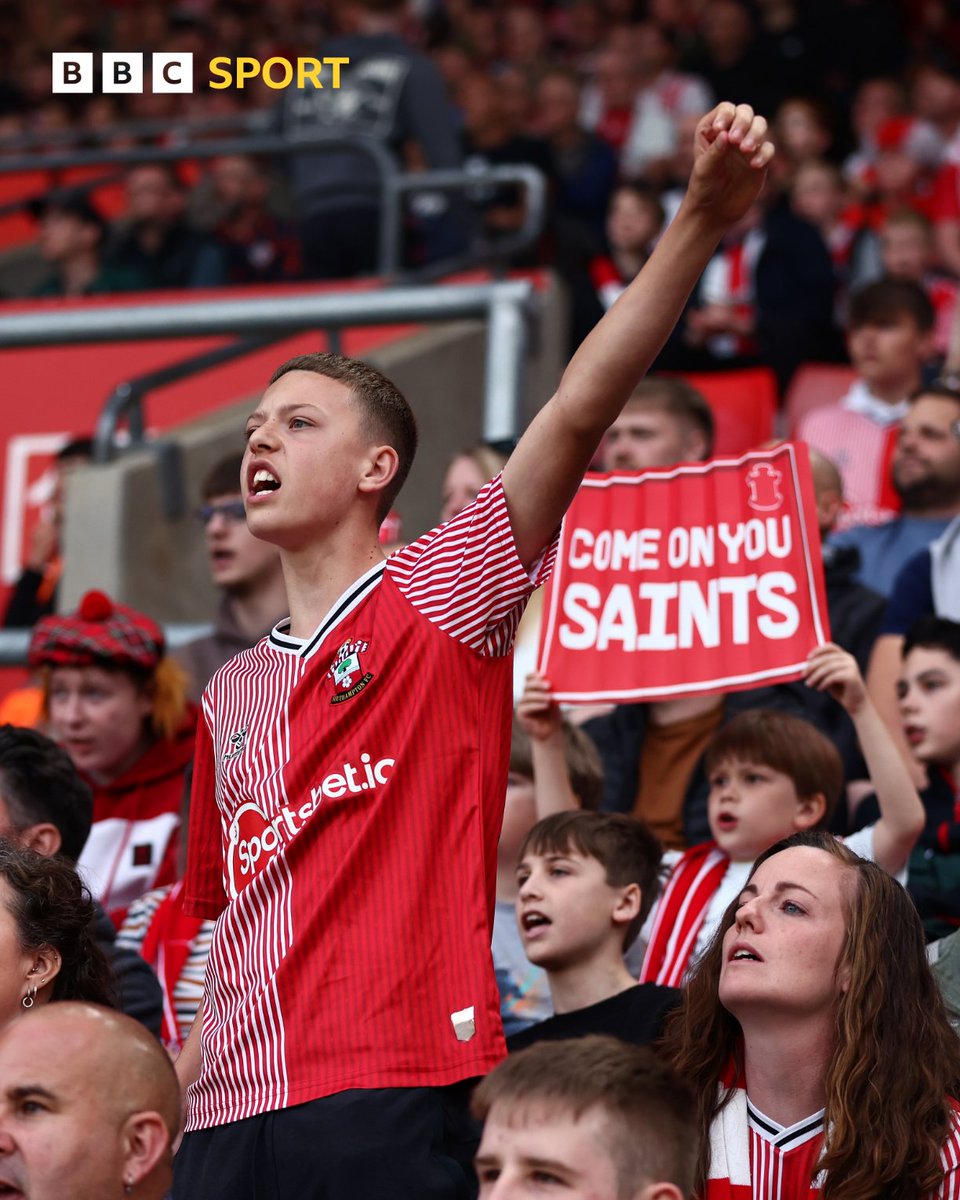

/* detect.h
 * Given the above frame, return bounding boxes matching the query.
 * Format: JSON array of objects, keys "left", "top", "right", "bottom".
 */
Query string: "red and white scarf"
[{"left": 640, "top": 842, "right": 729, "bottom": 987}]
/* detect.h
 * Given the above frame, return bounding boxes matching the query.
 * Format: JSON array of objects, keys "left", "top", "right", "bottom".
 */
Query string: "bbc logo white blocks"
[{"left": 52, "top": 53, "right": 194, "bottom": 94}]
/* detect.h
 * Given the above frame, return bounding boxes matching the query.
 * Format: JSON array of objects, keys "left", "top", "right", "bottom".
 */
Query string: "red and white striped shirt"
[
  {"left": 797, "top": 381, "right": 905, "bottom": 530},
  {"left": 183, "top": 476, "right": 555, "bottom": 1130},
  {"left": 705, "top": 1085, "right": 960, "bottom": 1199}
]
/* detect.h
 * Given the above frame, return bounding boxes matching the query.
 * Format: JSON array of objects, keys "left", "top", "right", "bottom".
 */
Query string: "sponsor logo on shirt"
[
  {"left": 328, "top": 639, "right": 374, "bottom": 704},
  {"left": 222, "top": 725, "right": 248, "bottom": 761},
  {"left": 225, "top": 753, "right": 395, "bottom": 896}
]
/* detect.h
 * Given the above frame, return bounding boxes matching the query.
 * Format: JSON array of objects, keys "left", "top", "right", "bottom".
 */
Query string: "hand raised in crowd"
[
  {"left": 803, "top": 642, "right": 868, "bottom": 716},
  {"left": 685, "top": 102, "right": 774, "bottom": 229},
  {"left": 516, "top": 672, "right": 562, "bottom": 742}
]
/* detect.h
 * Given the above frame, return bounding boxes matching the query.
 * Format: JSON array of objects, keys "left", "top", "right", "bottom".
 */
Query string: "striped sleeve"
[
  {"left": 182, "top": 704, "right": 229, "bottom": 920},
  {"left": 936, "top": 1103, "right": 960, "bottom": 1199},
  {"left": 116, "top": 888, "right": 166, "bottom": 953},
  {"left": 388, "top": 473, "right": 558, "bottom": 657}
]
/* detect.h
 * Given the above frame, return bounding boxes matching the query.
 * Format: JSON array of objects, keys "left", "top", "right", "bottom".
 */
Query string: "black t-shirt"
[{"left": 506, "top": 983, "right": 680, "bottom": 1053}]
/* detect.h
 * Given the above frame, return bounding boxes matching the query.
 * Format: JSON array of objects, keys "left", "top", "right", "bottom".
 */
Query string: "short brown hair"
[
  {"left": 473, "top": 1036, "right": 698, "bottom": 1199},
  {"left": 519, "top": 811, "right": 663, "bottom": 946},
  {"left": 847, "top": 278, "right": 934, "bottom": 333},
  {"left": 704, "top": 709, "right": 843, "bottom": 825},
  {"left": 625, "top": 376, "right": 715, "bottom": 457},
  {"left": 268, "top": 352, "right": 418, "bottom": 520},
  {"left": 510, "top": 718, "right": 603, "bottom": 812},
  {"left": 201, "top": 453, "right": 243, "bottom": 500}
]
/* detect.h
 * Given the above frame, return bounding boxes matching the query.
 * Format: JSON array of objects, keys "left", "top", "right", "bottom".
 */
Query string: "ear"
[
  {"left": 683, "top": 428, "right": 709, "bottom": 464},
  {"left": 27, "top": 945, "right": 62, "bottom": 1002},
  {"left": 636, "top": 1183, "right": 685, "bottom": 1200},
  {"left": 794, "top": 792, "right": 826, "bottom": 832},
  {"left": 815, "top": 488, "right": 842, "bottom": 537},
  {"left": 121, "top": 1111, "right": 172, "bottom": 1191},
  {"left": 612, "top": 882, "right": 642, "bottom": 931},
  {"left": 18, "top": 822, "right": 63, "bottom": 858},
  {"left": 357, "top": 445, "right": 400, "bottom": 500},
  {"left": 135, "top": 680, "right": 154, "bottom": 722}
]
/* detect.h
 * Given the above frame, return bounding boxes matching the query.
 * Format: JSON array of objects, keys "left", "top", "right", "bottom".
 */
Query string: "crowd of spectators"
[
  {"left": 6, "top": 2, "right": 960, "bottom": 1198},
  {"left": 1, "top": 0, "right": 960, "bottom": 372}
]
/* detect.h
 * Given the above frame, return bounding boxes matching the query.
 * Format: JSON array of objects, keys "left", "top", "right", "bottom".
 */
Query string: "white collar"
[{"left": 840, "top": 379, "right": 910, "bottom": 427}]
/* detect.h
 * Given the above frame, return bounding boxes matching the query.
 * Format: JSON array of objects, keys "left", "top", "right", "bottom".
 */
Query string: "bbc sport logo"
[{"left": 51, "top": 53, "right": 349, "bottom": 94}]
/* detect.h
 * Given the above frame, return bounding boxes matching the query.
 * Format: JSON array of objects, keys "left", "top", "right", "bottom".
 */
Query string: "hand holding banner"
[{"left": 537, "top": 443, "right": 830, "bottom": 703}]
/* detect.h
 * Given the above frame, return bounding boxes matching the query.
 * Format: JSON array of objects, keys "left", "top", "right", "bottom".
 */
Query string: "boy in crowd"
[
  {"left": 798, "top": 279, "right": 935, "bottom": 530},
  {"left": 174, "top": 104, "right": 773, "bottom": 1200},
  {"left": 495, "top": 708, "right": 603, "bottom": 1036},
  {"left": 870, "top": 616, "right": 960, "bottom": 940},
  {"left": 639, "top": 642, "right": 924, "bottom": 985},
  {"left": 508, "top": 811, "right": 678, "bottom": 1052},
  {"left": 175, "top": 453, "right": 287, "bottom": 700},
  {"left": 473, "top": 1036, "right": 697, "bottom": 1200}
]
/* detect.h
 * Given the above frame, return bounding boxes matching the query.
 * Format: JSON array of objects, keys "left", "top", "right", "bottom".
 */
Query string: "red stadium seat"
[{"left": 666, "top": 367, "right": 778, "bottom": 456}]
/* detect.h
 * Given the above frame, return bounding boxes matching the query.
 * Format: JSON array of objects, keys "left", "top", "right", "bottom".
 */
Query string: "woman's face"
[
  {"left": 47, "top": 666, "right": 153, "bottom": 784},
  {"left": 719, "top": 845, "right": 851, "bottom": 1026},
  {"left": 0, "top": 878, "right": 51, "bottom": 1024},
  {"left": 440, "top": 456, "right": 487, "bottom": 524}
]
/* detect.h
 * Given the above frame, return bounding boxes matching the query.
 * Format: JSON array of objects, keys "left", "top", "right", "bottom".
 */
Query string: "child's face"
[
  {"left": 846, "top": 315, "right": 930, "bottom": 392},
  {"left": 777, "top": 101, "right": 829, "bottom": 161},
  {"left": 515, "top": 849, "right": 634, "bottom": 970},
  {"left": 476, "top": 1101, "right": 622, "bottom": 1200},
  {"left": 707, "top": 759, "right": 813, "bottom": 863},
  {"left": 606, "top": 190, "right": 659, "bottom": 255},
  {"left": 881, "top": 222, "right": 931, "bottom": 282},
  {"left": 790, "top": 166, "right": 842, "bottom": 227},
  {"left": 898, "top": 647, "right": 960, "bottom": 768}
]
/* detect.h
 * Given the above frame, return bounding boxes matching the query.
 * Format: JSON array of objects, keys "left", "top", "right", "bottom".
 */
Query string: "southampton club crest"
[{"left": 328, "top": 639, "right": 374, "bottom": 704}]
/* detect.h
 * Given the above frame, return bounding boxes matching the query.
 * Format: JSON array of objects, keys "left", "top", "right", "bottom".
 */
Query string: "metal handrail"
[
  {"left": 0, "top": 132, "right": 547, "bottom": 276},
  {"left": 0, "top": 112, "right": 266, "bottom": 152},
  {"left": 0, "top": 279, "right": 537, "bottom": 445},
  {"left": 0, "top": 624, "right": 214, "bottom": 664},
  {"left": 94, "top": 334, "right": 285, "bottom": 462}
]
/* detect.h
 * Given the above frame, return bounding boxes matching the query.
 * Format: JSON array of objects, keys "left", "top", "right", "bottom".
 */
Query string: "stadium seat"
[{"left": 667, "top": 367, "right": 778, "bottom": 457}]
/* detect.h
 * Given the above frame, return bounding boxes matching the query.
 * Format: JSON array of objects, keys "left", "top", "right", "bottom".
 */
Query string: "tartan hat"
[{"left": 28, "top": 590, "right": 165, "bottom": 672}]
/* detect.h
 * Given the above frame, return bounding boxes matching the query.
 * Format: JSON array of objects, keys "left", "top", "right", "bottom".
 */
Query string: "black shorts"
[{"left": 172, "top": 1080, "right": 480, "bottom": 1200}]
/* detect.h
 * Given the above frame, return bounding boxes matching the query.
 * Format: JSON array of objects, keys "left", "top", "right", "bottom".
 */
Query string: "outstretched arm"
[
  {"left": 501, "top": 102, "right": 774, "bottom": 568},
  {"left": 804, "top": 643, "right": 924, "bottom": 875}
]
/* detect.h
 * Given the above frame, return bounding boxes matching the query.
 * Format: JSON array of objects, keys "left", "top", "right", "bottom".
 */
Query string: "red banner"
[{"left": 537, "top": 444, "right": 830, "bottom": 703}]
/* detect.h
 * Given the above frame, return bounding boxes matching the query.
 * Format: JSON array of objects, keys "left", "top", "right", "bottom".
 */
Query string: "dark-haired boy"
[
  {"left": 799, "top": 279, "right": 936, "bottom": 529},
  {"left": 881, "top": 616, "right": 960, "bottom": 940},
  {"left": 473, "top": 1036, "right": 697, "bottom": 1200},
  {"left": 495, "top": 710, "right": 604, "bottom": 1036},
  {"left": 508, "top": 812, "right": 678, "bottom": 1052},
  {"left": 174, "top": 105, "right": 773, "bottom": 1200}
]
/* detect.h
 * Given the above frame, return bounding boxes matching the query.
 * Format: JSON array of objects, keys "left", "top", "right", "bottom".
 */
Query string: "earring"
[
  {"left": 124, "top": 1179, "right": 134, "bottom": 1195},
  {"left": 21, "top": 986, "right": 37, "bottom": 1010}
]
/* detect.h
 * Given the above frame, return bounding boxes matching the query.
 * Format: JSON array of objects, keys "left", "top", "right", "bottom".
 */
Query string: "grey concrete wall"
[{"left": 61, "top": 274, "right": 567, "bottom": 622}]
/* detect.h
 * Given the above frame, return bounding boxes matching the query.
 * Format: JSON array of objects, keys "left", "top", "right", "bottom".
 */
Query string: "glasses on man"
[{"left": 195, "top": 500, "right": 247, "bottom": 525}]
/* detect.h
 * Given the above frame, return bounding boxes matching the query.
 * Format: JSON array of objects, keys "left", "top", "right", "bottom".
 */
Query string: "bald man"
[{"left": 0, "top": 1002, "right": 181, "bottom": 1200}]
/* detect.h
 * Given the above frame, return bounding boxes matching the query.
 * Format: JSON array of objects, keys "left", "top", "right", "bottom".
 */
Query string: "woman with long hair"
[
  {"left": 0, "top": 839, "right": 116, "bottom": 1019},
  {"left": 29, "top": 589, "right": 196, "bottom": 927},
  {"left": 663, "top": 830, "right": 960, "bottom": 1199}
]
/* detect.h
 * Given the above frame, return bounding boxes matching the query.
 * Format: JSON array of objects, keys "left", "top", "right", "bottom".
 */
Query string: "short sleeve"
[
  {"left": 387, "top": 474, "right": 559, "bottom": 656},
  {"left": 881, "top": 549, "right": 934, "bottom": 636},
  {"left": 182, "top": 707, "right": 229, "bottom": 920}
]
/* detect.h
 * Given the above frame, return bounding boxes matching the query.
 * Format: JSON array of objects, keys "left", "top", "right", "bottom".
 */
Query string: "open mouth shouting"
[
  {"left": 248, "top": 461, "right": 282, "bottom": 502},
  {"left": 520, "top": 910, "right": 552, "bottom": 940}
]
